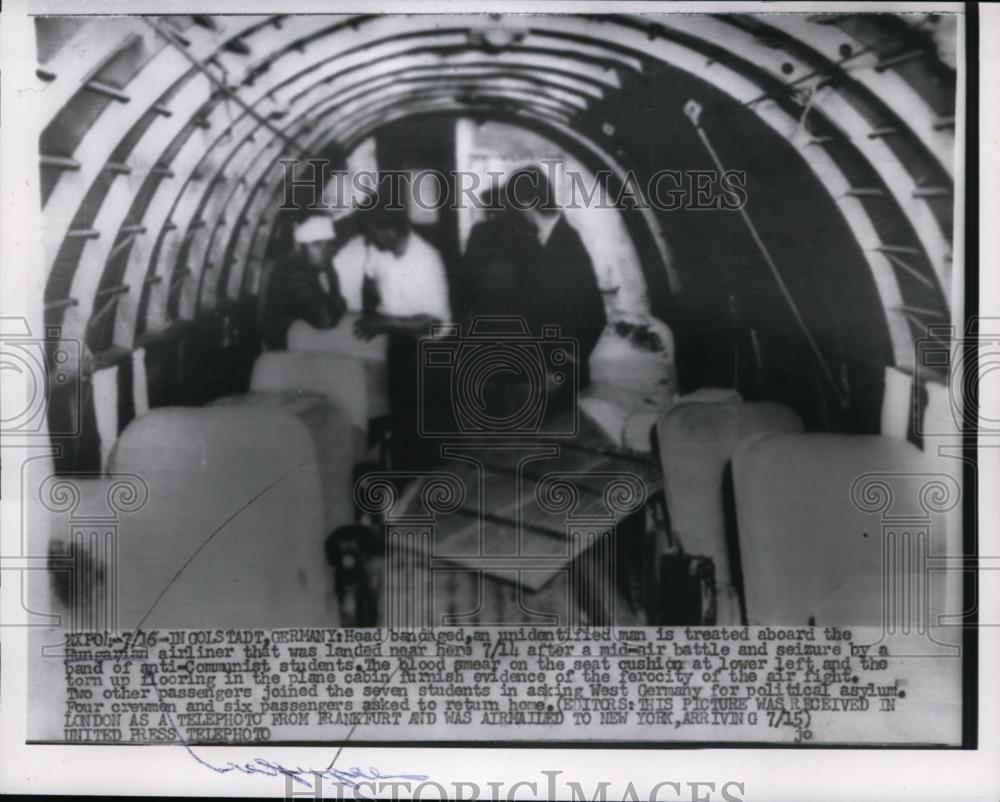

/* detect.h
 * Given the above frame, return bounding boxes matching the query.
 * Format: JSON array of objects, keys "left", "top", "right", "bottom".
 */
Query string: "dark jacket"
[
  {"left": 262, "top": 255, "right": 345, "bottom": 349},
  {"left": 523, "top": 215, "right": 606, "bottom": 384},
  {"left": 461, "top": 212, "right": 540, "bottom": 322}
]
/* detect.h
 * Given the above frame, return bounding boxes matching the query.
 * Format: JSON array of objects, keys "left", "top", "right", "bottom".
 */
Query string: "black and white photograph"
[{"left": 0, "top": 1, "right": 996, "bottom": 799}]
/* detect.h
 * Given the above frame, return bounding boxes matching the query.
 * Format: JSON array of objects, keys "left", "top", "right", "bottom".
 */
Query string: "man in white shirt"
[
  {"left": 330, "top": 234, "right": 368, "bottom": 313},
  {"left": 353, "top": 203, "right": 451, "bottom": 471},
  {"left": 353, "top": 206, "right": 451, "bottom": 339}
]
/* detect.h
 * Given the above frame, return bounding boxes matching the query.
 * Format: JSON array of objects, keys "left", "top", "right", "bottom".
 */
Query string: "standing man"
[
  {"left": 461, "top": 185, "right": 540, "bottom": 321},
  {"left": 506, "top": 166, "right": 607, "bottom": 389},
  {"left": 262, "top": 214, "right": 346, "bottom": 350},
  {"left": 354, "top": 201, "right": 451, "bottom": 471}
]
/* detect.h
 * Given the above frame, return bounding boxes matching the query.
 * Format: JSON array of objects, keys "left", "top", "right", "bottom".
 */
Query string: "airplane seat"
[
  {"left": 251, "top": 347, "right": 387, "bottom": 437},
  {"left": 106, "top": 407, "right": 334, "bottom": 628},
  {"left": 287, "top": 317, "right": 390, "bottom": 419},
  {"left": 732, "top": 433, "right": 962, "bottom": 630},
  {"left": 583, "top": 316, "right": 677, "bottom": 451},
  {"left": 288, "top": 316, "right": 389, "bottom": 362},
  {"left": 654, "top": 395, "right": 804, "bottom": 623},
  {"left": 208, "top": 388, "right": 355, "bottom": 535}
]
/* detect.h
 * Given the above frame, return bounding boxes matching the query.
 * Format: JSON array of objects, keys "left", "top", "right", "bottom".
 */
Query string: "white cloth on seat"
[
  {"left": 581, "top": 315, "right": 677, "bottom": 451},
  {"left": 91, "top": 365, "right": 119, "bottom": 473},
  {"left": 655, "top": 397, "right": 803, "bottom": 624},
  {"left": 732, "top": 433, "right": 962, "bottom": 631},
  {"left": 132, "top": 347, "right": 149, "bottom": 417},
  {"left": 579, "top": 396, "right": 627, "bottom": 447},
  {"left": 108, "top": 407, "right": 334, "bottom": 629},
  {"left": 623, "top": 408, "right": 662, "bottom": 453}
]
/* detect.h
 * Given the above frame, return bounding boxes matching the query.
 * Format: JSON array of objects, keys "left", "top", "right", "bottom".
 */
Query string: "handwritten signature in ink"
[
  {"left": 145, "top": 667, "right": 428, "bottom": 789},
  {"left": 183, "top": 742, "right": 429, "bottom": 789}
]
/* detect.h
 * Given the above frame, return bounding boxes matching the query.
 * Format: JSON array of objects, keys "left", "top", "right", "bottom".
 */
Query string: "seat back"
[
  {"left": 288, "top": 314, "right": 388, "bottom": 362},
  {"left": 210, "top": 389, "right": 355, "bottom": 534},
  {"left": 655, "top": 398, "right": 803, "bottom": 598},
  {"left": 732, "top": 433, "right": 962, "bottom": 628},
  {"left": 251, "top": 349, "right": 387, "bottom": 430},
  {"left": 107, "top": 407, "right": 331, "bottom": 628}
]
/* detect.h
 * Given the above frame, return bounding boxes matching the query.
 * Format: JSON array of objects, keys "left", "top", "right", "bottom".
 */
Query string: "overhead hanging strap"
[
  {"left": 142, "top": 16, "right": 308, "bottom": 159},
  {"left": 683, "top": 98, "right": 849, "bottom": 408}
]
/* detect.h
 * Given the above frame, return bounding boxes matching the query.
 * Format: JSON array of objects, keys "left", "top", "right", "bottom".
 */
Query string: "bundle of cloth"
[{"left": 580, "top": 313, "right": 677, "bottom": 452}]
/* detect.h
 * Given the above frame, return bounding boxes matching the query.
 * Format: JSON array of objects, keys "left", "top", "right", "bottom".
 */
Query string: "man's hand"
[
  {"left": 354, "top": 314, "right": 387, "bottom": 341},
  {"left": 355, "top": 313, "right": 439, "bottom": 340},
  {"left": 327, "top": 293, "right": 347, "bottom": 328}
]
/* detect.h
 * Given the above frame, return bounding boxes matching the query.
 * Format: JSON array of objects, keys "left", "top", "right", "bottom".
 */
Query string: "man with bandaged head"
[{"left": 262, "top": 214, "right": 346, "bottom": 349}]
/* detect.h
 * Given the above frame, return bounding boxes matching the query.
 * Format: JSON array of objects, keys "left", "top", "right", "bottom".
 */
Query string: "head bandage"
[{"left": 293, "top": 215, "right": 335, "bottom": 244}]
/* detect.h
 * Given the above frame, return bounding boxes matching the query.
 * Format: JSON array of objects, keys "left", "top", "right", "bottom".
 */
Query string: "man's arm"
[
  {"left": 321, "top": 266, "right": 348, "bottom": 326},
  {"left": 354, "top": 239, "right": 452, "bottom": 340},
  {"left": 361, "top": 274, "right": 380, "bottom": 314},
  {"left": 261, "top": 264, "right": 295, "bottom": 349},
  {"left": 293, "top": 269, "right": 346, "bottom": 330},
  {"left": 354, "top": 312, "right": 437, "bottom": 340}
]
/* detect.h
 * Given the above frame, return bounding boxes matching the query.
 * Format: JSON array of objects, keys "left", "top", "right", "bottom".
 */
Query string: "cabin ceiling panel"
[
  {"left": 661, "top": 15, "right": 952, "bottom": 300},
  {"left": 35, "top": 11, "right": 954, "bottom": 368},
  {"left": 47, "top": 16, "right": 629, "bottom": 344},
  {"left": 761, "top": 15, "right": 956, "bottom": 175}
]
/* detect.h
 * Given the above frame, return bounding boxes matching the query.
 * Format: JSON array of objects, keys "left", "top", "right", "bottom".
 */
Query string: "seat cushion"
[
  {"left": 288, "top": 314, "right": 388, "bottom": 362},
  {"left": 210, "top": 389, "right": 355, "bottom": 535},
  {"left": 732, "top": 433, "right": 962, "bottom": 628},
  {"left": 252, "top": 347, "right": 388, "bottom": 430},
  {"left": 108, "top": 406, "right": 332, "bottom": 628},
  {"left": 655, "top": 398, "right": 803, "bottom": 587}
]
